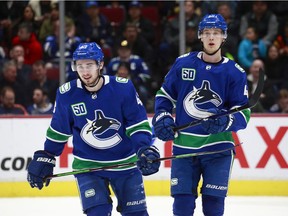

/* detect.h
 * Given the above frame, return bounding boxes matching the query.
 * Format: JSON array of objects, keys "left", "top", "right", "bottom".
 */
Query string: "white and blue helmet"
[
  {"left": 198, "top": 14, "right": 227, "bottom": 39},
  {"left": 71, "top": 42, "right": 104, "bottom": 71}
]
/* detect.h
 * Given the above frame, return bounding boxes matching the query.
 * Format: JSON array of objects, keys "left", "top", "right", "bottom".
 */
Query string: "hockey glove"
[
  {"left": 137, "top": 145, "right": 160, "bottom": 176},
  {"left": 200, "top": 108, "right": 234, "bottom": 134},
  {"left": 27, "top": 150, "right": 56, "bottom": 190},
  {"left": 152, "top": 111, "right": 176, "bottom": 141}
]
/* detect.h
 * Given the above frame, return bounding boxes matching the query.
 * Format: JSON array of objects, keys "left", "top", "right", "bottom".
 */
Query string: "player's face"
[
  {"left": 76, "top": 59, "right": 101, "bottom": 87},
  {"left": 200, "top": 28, "right": 225, "bottom": 53}
]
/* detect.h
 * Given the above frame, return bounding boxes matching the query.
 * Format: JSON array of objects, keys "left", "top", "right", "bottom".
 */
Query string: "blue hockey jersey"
[
  {"left": 105, "top": 55, "right": 150, "bottom": 83},
  {"left": 44, "top": 75, "right": 152, "bottom": 173},
  {"left": 155, "top": 52, "right": 251, "bottom": 154}
]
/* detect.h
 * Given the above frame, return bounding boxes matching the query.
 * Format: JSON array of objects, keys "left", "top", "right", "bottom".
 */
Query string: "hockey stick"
[
  {"left": 173, "top": 68, "right": 265, "bottom": 132},
  {"left": 45, "top": 144, "right": 240, "bottom": 180}
]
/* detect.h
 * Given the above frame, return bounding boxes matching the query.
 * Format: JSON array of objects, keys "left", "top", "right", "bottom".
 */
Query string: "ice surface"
[{"left": 1, "top": 196, "right": 288, "bottom": 216}]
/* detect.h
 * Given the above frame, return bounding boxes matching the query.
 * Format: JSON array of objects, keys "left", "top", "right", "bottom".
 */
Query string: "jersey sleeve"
[
  {"left": 154, "top": 58, "right": 180, "bottom": 113},
  {"left": 227, "top": 63, "right": 251, "bottom": 132},
  {"left": 121, "top": 80, "right": 152, "bottom": 149},
  {"left": 44, "top": 88, "right": 73, "bottom": 156}
]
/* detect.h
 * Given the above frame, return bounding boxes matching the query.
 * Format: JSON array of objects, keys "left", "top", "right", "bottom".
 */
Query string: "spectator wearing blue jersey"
[
  {"left": 238, "top": 26, "right": 267, "bottom": 70},
  {"left": 27, "top": 87, "right": 54, "bottom": 115},
  {"left": 27, "top": 42, "right": 160, "bottom": 216},
  {"left": 106, "top": 39, "right": 151, "bottom": 109},
  {"left": 152, "top": 14, "right": 251, "bottom": 216},
  {"left": 43, "top": 19, "right": 82, "bottom": 81}
]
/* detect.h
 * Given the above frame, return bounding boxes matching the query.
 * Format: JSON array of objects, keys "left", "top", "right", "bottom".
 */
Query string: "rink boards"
[{"left": 0, "top": 115, "right": 288, "bottom": 197}]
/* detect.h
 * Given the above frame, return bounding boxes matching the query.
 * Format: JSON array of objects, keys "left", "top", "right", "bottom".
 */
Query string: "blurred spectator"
[
  {"left": 119, "top": 0, "right": 155, "bottom": 44},
  {"left": 43, "top": 19, "right": 82, "bottom": 81},
  {"left": 28, "top": 60, "right": 59, "bottom": 104},
  {"left": 106, "top": 40, "right": 150, "bottom": 79},
  {"left": 106, "top": 39, "right": 151, "bottom": 110},
  {"left": 264, "top": 44, "right": 288, "bottom": 89},
  {"left": 184, "top": 20, "right": 202, "bottom": 53},
  {"left": 247, "top": 59, "right": 278, "bottom": 112},
  {"left": 43, "top": 19, "right": 81, "bottom": 62},
  {"left": 0, "top": 45, "right": 6, "bottom": 66},
  {"left": 0, "top": 1, "right": 27, "bottom": 51},
  {"left": 0, "top": 60, "right": 29, "bottom": 107},
  {"left": 200, "top": 1, "right": 238, "bottom": 18},
  {"left": 76, "top": 1, "right": 113, "bottom": 48},
  {"left": 269, "top": 88, "right": 288, "bottom": 113},
  {"left": 11, "top": 22, "right": 43, "bottom": 65},
  {"left": 274, "top": 22, "right": 288, "bottom": 57},
  {"left": 117, "top": 22, "right": 154, "bottom": 66},
  {"left": 115, "top": 61, "right": 131, "bottom": 79},
  {"left": 38, "top": 2, "right": 75, "bottom": 43},
  {"left": 0, "top": 86, "right": 28, "bottom": 115},
  {"left": 9, "top": 45, "right": 32, "bottom": 83},
  {"left": 64, "top": 1, "right": 84, "bottom": 19},
  {"left": 239, "top": 1, "right": 278, "bottom": 46},
  {"left": 11, "top": 4, "right": 41, "bottom": 38},
  {"left": 28, "top": 0, "right": 56, "bottom": 24},
  {"left": 160, "top": 0, "right": 201, "bottom": 65},
  {"left": 27, "top": 87, "right": 54, "bottom": 115},
  {"left": 217, "top": 2, "right": 240, "bottom": 60},
  {"left": 105, "top": 0, "right": 126, "bottom": 9},
  {"left": 238, "top": 26, "right": 267, "bottom": 70}
]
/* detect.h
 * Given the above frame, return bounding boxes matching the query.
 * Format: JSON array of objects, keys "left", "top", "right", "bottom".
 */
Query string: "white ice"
[{"left": 1, "top": 196, "right": 288, "bottom": 216}]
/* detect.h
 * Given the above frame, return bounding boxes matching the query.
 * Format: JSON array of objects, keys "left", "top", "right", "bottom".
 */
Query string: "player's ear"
[{"left": 99, "top": 61, "right": 104, "bottom": 70}]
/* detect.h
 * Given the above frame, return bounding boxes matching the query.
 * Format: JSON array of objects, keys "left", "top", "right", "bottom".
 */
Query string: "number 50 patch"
[
  {"left": 182, "top": 68, "right": 196, "bottom": 81},
  {"left": 71, "top": 102, "right": 87, "bottom": 116}
]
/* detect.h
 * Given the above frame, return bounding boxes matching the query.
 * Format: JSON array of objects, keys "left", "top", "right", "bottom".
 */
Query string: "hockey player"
[
  {"left": 152, "top": 14, "right": 250, "bottom": 216},
  {"left": 27, "top": 42, "right": 160, "bottom": 216}
]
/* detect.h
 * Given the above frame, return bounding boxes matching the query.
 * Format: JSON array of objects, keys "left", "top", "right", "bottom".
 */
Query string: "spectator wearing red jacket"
[{"left": 12, "top": 22, "right": 43, "bottom": 65}]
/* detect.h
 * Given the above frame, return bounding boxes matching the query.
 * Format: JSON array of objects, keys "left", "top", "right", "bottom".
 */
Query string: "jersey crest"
[
  {"left": 81, "top": 110, "right": 122, "bottom": 149},
  {"left": 183, "top": 80, "right": 222, "bottom": 119}
]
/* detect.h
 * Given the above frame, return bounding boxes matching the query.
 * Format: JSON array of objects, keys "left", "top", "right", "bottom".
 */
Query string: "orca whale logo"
[
  {"left": 81, "top": 110, "right": 122, "bottom": 149},
  {"left": 183, "top": 80, "right": 222, "bottom": 119}
]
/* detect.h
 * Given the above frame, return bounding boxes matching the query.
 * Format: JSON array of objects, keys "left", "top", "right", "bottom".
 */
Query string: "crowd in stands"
[{"left": 0, "top": 0, "right": 288, "bottom": 115}]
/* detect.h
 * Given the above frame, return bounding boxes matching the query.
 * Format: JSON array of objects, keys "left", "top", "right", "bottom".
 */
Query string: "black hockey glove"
[
  {"left": 200, "top": 108, "right": 234, "bottom": 134},
  {"left": 137, "top": 145, "right": 160, "bottom": 176},
  {"left": 27, "top": 150, "right": 56, "bottom": 190},
  {"left": 152, "top": 111, "right": 176, "bottom": 141}
]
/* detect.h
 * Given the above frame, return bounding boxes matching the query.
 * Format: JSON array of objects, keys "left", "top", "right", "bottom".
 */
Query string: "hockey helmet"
[
  {"left": 71, "top": 42, "right": 104, "bottom": 71},
  {"left": 198, "top": 14, "right": 227, "bottom": 39}
]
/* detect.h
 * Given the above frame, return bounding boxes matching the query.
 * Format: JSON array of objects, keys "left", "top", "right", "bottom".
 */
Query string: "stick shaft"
[{"left": 46, "top": 145, "right": 239, "bottom": 179}]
